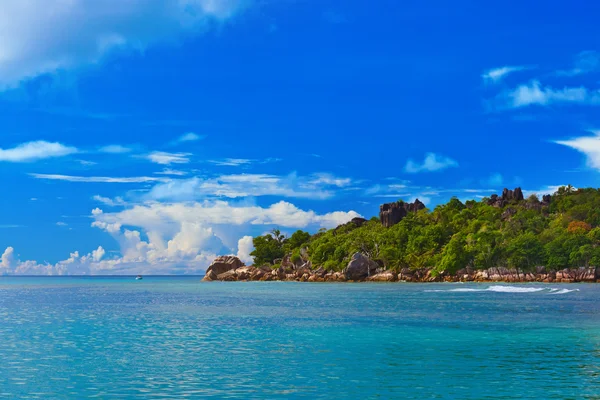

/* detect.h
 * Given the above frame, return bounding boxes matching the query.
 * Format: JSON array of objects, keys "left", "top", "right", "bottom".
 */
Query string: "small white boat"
[{"left": 135, "top": 275, "right": 143, "bottom": 280}]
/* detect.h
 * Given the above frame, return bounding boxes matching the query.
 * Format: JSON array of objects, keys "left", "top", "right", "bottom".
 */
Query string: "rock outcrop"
[
  {"left": 379, "top": 199, "right": 426, "bottom": 228},
  {"left": 487, "top": 188, "right": 524, "bottom": 208},
  {"left": 343, "top": 253, "right": 379, "bottom": 281},
  {"left": 202, "top": 256, "right": 244, "bottom": 281},
  {"left": 202, "top": 256, "right": 600, "bottom": 283},
  {"left": 334, "top": 217, "right": 368, "bottom": 233}
]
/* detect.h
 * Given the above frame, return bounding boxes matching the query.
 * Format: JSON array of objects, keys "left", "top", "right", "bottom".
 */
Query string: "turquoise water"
[{"left": 1, "top": 278, "right": 599, "bottom": 399}]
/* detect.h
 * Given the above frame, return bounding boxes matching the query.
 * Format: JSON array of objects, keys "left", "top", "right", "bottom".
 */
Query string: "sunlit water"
[{"left": 1, "top": 277, "right": 599, "bottom": 399}]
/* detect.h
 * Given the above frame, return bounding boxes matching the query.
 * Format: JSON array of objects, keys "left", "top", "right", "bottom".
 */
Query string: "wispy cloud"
[
  {"left": 503, "top": 80, "right": 598, "bottom": 108},
  {"left": 145, "top": 151, "right": 191, "bottom": 165},
  {"left": 522, "top": 185, "right": 565, "bottom": 198},
  {"left": 555, "top": 130, "right": 600, "bottom": 170},
  {"left": 146, "top": 172, "right": 352, "bottom": 201},
  {"left": 99, "top": 145, "right": 132, "bottom": 154},
  {"left": 173, "top": 132, "right": 205, "bottom": 144},
  {"left": 0, "top": 141, "right": 77, "bottom": 162},
  {"left": 207, "top": 157, "right": 282, "bottom": 167},
  {"left": 208, "top": 158, "right": 253, "bottom": 167},
  {"left": 92, "top": 195, "right": 127, "bottom": 206},
  {"left": 154, "top": 168, "right": 188, "bottom": 176},
  {"left": 308, "top": 173, "right": 352, "bottom": 187},
  {"left": 405, "top": 153, "right": 459, "bottom": 173},
  {"left": 555, "top": 50, "right": 600, "bottom": 77},
  {"left": 30, "top": 173, "right": 170, "bottom": 183},
  {"left": 0, "top": 0, "right": 249, "bottom": 88},
  {"left": 482, "top": 65, "right": 528, "bottom": 84}
]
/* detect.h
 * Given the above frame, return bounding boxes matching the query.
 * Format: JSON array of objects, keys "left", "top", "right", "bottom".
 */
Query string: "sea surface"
[{"left": 1, "top": 277, "right": 599, "bottom": 399}]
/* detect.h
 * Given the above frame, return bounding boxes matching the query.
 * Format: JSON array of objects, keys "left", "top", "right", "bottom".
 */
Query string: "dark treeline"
[{"left": 250, "top": 186, "right": 600, "bottom": 275}]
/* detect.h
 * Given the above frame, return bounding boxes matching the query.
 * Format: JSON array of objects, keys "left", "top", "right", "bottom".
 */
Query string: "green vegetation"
[{"left": 250, "top": 187, "right": 600, "bottom": 274}]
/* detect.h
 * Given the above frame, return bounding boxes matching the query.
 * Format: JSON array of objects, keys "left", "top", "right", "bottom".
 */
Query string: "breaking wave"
[{"left": 426, "top": 285, "right": 580, "bottom": 294}]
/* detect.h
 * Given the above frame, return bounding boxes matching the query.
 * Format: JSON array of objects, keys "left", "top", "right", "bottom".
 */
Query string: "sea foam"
[{"left": 426, "top": 285, "right": 580, "bottom": 294}]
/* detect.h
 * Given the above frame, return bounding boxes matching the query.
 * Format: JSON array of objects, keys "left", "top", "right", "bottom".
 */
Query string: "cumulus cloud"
[
  {"left": 0, "top": 141, "right": 77, "bottom": 162},
  {"left": 1, "top": 247, "right": 16, "bottom": 271},
  {"left": 482, "top": 66, "right": 528, "bottom": 84},
  {"left": 0, "top": 246, "right": 108, "bottom": 275},
  {"left": 405, "top": 153, "right": 459, "bottom": 173},
  {"left": 555, "top": 131, "right": 600, "bottom": 170},
  {"left": 1, "top": 199, "right": 360, "bottom": 275},
  {"left": 145, "top": 151, "right": 191, "bottom": 165},
  {"left": 236, "top": 236, "right": 254, "bottom": 264},
  {"left": 0, "top": 0, "right": 249, "bottom": 88}
]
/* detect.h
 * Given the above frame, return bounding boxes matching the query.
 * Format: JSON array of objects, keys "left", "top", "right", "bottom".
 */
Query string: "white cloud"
[
  {"left": 77, "top": 159, "right": 97, "bottom": 166},
  {"left": 482, "top": 66, "right": 527, "bottom": 84},
  {"left": 522, "top": 185, "right": 565, "bottom": 198},
  {"left": 504, "top": 80, "right": 599, "bottom": 108},
  {"left": 92, "top": 246, "right": 105, "bottom": 262},
  {"left": 155, "top": 168, "right": 188, "bottom": 176},
  {"left": 405, "top": 153, "right": 459, "bottom": 173},
  {"left": 175, "top": 132, "right": 205, "bottom": 143},
  {"left": 0, "top": 0, "right": 249, "bottom": 88},
  {"left": 236, "top": 236, "right": 254, "bottom": 264},
  {"left": 1, "top": 247, "right": 16, "bottom": 271},
  {"left": 308, "top": 173, "right": 352, "bottom": 187},
  {"left": 0, "top": 141, "right": 77, "bottom": 162},
  {"left": 555, "top": 131, "right": 600, "bottom": 170},
  {"left": 207, "top": 157, "right": 282, "bottom": 167},
  {"left": 30, "top": 173, "right": 170, "bottom": 183},
  {"left": 1, "top": 199, "right": 360, "bottom": 275},
  {"left": 208, "top": 158, "right": 254, "bottom": 166},
  {"left": 56, "top": 222, "right": 68, "bottom": 227},
  {"left": 145, "top": 151, "right": 191, "bottom": 165},
  {"left": 99, "top": 145, "right": 132, "bottom": 154},
  {"left": 93, "top": 195, "right": 127, "bottom": 206},
  {"left": 146, "top": 173, "right": 342, "bottom": 200}
]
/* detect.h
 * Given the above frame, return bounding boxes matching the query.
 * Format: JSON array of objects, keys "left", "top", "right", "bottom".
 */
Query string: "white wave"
[
  {"left": 548, "top": 288, "right": 580, "bottom": 295},
  {"left": 486, "top": 285, "right": 546, "bottom": 293},
  {"left": 426, "top": 285, "right": 580, "bottom": 294}
]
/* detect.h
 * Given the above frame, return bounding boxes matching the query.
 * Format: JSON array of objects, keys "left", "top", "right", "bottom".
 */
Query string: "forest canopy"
[{"left": 250, "top": 186, "right": 600, "bottom": 274}]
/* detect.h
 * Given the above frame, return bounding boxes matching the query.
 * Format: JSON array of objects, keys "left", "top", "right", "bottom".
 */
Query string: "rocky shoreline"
[{"left": 202, "top": 254, "right": 600, "bottom": 283}]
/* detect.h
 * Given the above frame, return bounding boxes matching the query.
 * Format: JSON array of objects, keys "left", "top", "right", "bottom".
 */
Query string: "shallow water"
[{"left": 1, "top": 277, "right": 599, "bottom": 399}]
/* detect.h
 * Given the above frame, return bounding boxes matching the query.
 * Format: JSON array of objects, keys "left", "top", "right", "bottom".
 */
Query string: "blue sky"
[{"left": 1, "top": 0, "right": 599, "bottom": 274}]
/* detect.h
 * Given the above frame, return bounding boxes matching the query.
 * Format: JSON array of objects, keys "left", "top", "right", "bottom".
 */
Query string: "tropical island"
[{"left": 203, "top": 186, "right": 600, "bottom": 283}]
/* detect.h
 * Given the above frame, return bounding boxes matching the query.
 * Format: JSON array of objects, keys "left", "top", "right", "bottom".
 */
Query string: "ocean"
[{"left": 0, "top": 277, "right": 599, "bottom": 399}]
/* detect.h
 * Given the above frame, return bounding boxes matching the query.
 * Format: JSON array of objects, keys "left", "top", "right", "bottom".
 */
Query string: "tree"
[
  {"left": 506, "top": 233, "right": 544, "bottom": 272},
  {"left": 437, "top": 233, "right": 471, "bottom": 275},
  {"left": 250, "top": 234, "right": 285, "bottom": 266}
]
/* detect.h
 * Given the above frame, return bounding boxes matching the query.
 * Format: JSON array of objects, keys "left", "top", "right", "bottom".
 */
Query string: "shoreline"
[{"left": 202, "top": 257, "right": 599, "bottom": 284}]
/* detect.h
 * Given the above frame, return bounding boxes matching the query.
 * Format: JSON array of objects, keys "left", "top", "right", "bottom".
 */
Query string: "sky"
[{"left": 1, "top": 0, "right": 599, "bottom": 275}]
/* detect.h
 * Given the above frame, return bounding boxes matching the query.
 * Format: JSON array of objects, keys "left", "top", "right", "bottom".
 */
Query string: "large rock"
[
  {"left": 379, "top": 199, "right": 425, "bottom": 228},
  {"left": 344, "top": 253, "right": 379, "bottom": 281},
  {"left": 202, "top": 256, "right": 244, "bottom": 281},
  {"left": 366, "top": 271, "right": 398, "bottom": 282},
  {"left": 487, "top": 188, "right": 524, "bottom": 208},
  {"left": 334, "top": 217, "right": 368, "bottom": 232}
]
